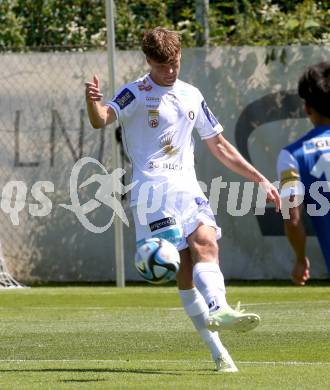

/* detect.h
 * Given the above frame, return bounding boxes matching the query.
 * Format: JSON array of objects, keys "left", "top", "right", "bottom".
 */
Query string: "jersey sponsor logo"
[
  {"left": 188, "top": 110, "right": 195, "bottom": 120},
  {"left": 149, "top": 217, "right": 176, "bottom": 232},
  {"left": 148, "top": 161, "right": 183, "bottom": 170},
  {"left": 303, "top": 137, "right": 330, "bottom": 154},
  {"left": 113, "top": 88, "right": 135, "bottom": 110},
  {"left": 162, "top": 162, "right": 183, "bottom": 170},
  {"left": 201, "top": 100, "right": 219, "bottom": 128},
  {"left": 148, "top": 109, "right": 159, "bottom": 128},
  {"left": 146, "top": 96, "right": 160, "bottom": 102},
  {"left": 160, "top": 132, "right": 179, "bottom": 156}
]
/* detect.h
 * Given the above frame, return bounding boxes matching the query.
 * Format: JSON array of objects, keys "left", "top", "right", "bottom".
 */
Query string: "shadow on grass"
[
  {"left": 62, "top": 379, "right": 108, "bottom": 383},
  {"left": 0, "top": 367, "right": 182, "bottom": 376},
  {"left": 24, "top": 280, "right": 330, "bottom": 288}
]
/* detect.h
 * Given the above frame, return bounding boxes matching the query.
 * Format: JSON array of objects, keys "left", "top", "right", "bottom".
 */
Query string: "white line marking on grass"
[
  {"left": 0, "top": 307, "right": 106, "bottom": 311},
  {"left": 0, "top": 359, "right": 329, "bottom": 366},
  {"left": 168, "top": 300, "right": 330, "bottom": 311},
  {"left": 241, "top": 300, "right": 330, "bottom": 307},
  {"left": 0, "top": 301, "right": 328, "bottom": 313},
  {"left": 237, "top": 361, "right": 330, "bottom": 366}
]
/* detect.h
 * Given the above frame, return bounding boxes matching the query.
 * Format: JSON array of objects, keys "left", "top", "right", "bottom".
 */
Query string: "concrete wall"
[{"left": 0, "top": 46, "right": 329, "bottom": 282}]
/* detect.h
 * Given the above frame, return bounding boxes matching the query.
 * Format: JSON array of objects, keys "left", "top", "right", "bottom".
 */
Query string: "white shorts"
[{"left": 132, "top": 190, "right": 221, "bottom": 251}]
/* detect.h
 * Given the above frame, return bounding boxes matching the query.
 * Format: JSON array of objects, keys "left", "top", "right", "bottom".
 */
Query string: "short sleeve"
[
  {"left": 105, "top": 85, "right": 138, "bottom": 122},
  {"left": 277, "top": 149, "right": 304, "bottom": 198},
  {"left": 194, "top": 90, "right": 223, "bottom": 140}
]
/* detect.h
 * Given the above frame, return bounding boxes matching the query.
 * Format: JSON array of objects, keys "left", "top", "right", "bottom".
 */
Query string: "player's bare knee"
[{"left": 189, "top": 236, "right": 219, "bottom": 262}]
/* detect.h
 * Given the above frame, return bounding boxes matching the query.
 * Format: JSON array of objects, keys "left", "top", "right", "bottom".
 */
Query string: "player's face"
[{"left": 147, "top": 53, "right": 181, "bottom": 87}]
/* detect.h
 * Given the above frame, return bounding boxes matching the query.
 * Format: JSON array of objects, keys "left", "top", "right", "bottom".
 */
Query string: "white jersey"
[{"left": 106, "top": 74, "right": 223, "bottom": 205}]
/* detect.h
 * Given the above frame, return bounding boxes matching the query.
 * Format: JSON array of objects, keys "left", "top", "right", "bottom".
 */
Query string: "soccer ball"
[{"left": 135, "top": 238, "right": 180, "bottom": 284}]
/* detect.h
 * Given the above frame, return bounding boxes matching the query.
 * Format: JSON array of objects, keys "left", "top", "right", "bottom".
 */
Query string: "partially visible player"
[
  {"left": 277, "top": 61, "right": 330, "bottom": 286},
  {"left": 86, "top": 27, "right": 281, "bottom": 372}
]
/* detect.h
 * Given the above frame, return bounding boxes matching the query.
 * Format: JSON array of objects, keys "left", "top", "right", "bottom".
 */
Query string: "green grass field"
[{"left": 0, "top": 282, "right": 329, "bottom": 389}]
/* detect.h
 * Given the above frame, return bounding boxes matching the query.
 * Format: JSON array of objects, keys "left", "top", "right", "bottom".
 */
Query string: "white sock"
[
  {"left": 193, "top": 262, "right": 228, "bottom": 312},
  {"left": 179, "top": 288, "right": 226, "bottom": 360}
]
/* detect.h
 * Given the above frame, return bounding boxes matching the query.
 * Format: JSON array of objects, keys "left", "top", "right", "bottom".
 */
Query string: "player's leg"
[
  {"left": 291, "top": 256, "right": 310, "bottom": 286},
  {"left": 188, "top": 224, "right": 260, "bottom": 332},
  {"left": 132, "top": 203, "right": 234, "bottom": 370},
  {"left": 188, "top": 225, "right": 227, "bottom": 312},
  {"left": 177, "top": 248, "right": 237, "bottom": 372}
]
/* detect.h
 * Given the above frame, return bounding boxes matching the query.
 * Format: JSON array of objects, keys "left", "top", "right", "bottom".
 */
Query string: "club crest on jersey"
[{"left": 148, "top": 110, "right": 159, "bottom": 128}]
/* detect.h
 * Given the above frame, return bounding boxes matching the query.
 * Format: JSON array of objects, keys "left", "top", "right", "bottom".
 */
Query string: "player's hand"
[
  {"left": 259, "top": 180, "right": 281, "bottom": 212},
  {"left": 85, "top": 75, "right": 103, "bottom": 102},
  {"left": 292, "top": 256, "right": 310, "bottom": 286}
]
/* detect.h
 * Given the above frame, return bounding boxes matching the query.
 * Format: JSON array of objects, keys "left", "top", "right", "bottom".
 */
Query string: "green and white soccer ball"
[{"left": 135, "top": 238, "right": 180, "bottom": 284}]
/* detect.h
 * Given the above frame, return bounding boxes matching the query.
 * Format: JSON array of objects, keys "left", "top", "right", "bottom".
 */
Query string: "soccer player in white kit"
[{"left": 86, "top": 27, "right": 281, "bottom": 372}]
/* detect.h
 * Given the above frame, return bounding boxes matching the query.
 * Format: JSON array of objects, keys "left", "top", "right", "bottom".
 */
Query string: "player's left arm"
[
  {"left": 205, "top": 133, "right": 281, "bottom": 211},
  {"left": 283, "top": 202, "right": 306, "bottom": 259},
  {"left": 276, "top": 149, "right": 310, "bottom": 285},
  {"left": 283, "top": 202, "right": 310, "bottom": 285}
]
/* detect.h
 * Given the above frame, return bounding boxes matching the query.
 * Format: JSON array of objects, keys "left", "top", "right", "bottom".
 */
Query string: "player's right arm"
[{"left": 85, "top": 75, "right": 116, "bottom": 128}]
